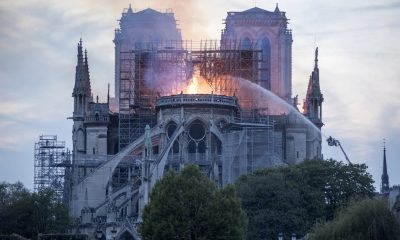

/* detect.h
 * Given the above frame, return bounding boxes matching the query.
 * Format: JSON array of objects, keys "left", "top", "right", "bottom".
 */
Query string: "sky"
[{"left": 0, "top": 0, "right": 399, "bottom": 191}]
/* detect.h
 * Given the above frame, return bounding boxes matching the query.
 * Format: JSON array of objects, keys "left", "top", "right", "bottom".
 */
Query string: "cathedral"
[{"left": 66, "top": 4, "right": 323, "bottom": 239}]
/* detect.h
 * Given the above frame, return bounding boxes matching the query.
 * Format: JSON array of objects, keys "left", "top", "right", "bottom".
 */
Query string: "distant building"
[
  {"left": 389, "top": 185, "right": 400, "bottom": 222},
  {"left": 64, "top": 5, "right": 324, "bottom": 239},
  {"left": 381, "top": 143, "right": 390, "bottom": 195},
  {"left": 379, "top": 143, "right": 400, "bottom": 222}
]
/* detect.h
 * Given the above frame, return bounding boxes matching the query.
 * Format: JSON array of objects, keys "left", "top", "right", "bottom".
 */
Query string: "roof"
[
  {"left": 120, "top": 7, "right": 176, "bottom": 23},
  {"left": 136, "top": 8, "right": 164, "bottom": 16},
  {"left": 242, "top": 7, "right": 272, "bottom": 14},
  {"left": 226, "top": 6, "right": 286, "bottom": 20}
]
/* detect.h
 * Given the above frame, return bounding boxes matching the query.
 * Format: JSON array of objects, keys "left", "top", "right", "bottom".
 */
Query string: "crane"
[{"left": 327, "top": 136, "right": 352, "bottom": 164}]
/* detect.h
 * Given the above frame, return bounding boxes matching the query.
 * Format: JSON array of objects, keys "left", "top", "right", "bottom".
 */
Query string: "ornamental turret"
[
  {"left": 303, "top": 47, "right": 324, "bottom": 129},
  {"left": 72, "top": 39, "right": 92, "bottom": 119},
  {"left": 381, "top": 141, "right": 390, "bottom": 195},
  {"left": 71, "top": 39, "right": 93, "bottom": 155}
]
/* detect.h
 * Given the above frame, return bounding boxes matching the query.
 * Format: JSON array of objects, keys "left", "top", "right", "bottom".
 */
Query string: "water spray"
[{"left": 327, "top": 136, "right": 352, "bottom": 164}]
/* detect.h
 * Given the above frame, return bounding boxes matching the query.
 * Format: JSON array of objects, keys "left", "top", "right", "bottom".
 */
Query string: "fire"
[
  {"left": 184, "top": 69, "right": 213, "bottom": 94},
  {"left": 186, "top": 75, "right": 199, "bottom": 94}
]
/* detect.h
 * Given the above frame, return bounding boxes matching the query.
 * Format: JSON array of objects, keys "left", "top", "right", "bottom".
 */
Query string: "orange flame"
[
  {"left": 186, "top": 75, "right": 199, "bottom": 94},
  {"left": 184, "top": 69, "right": 213, "bottom": 94}
]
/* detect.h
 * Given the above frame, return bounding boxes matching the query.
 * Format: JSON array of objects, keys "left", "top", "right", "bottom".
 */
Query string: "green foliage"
[
  {"left": 308, "top": 198, "right": 400, "bottom": 240},
  {"left": 299, "top": 159, "right": 375, "bottom": 219},
  {"left": 0, "top": 182, "right": 71, "bottom": 239},
  {"left": 31, "top": 188, "right": 71, "bottom": 235},
  {"left": 139, "top": 165, "right": 247, "bottom": 240},
  {"left": 0, "top": 182, "right": 33, "bottom": 237},
  {"left": 235, "top": 159, "right": 375, "bottom": 239}
]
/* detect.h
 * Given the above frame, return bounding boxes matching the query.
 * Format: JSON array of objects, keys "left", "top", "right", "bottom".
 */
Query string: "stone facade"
[
  {"left": 221, "top": 6, "right": 292, "bottom": 100},
  {"left": 113, "top": 6, "right": 182, "bottom": 105},
  {"left": 67, "top": 5, "right": 324, "bottom": 239}
]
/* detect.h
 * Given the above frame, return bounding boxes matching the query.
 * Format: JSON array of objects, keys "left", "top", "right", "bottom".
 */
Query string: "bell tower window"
[{"left": 261, "top": 37, "right": 271, "bottom": 89}]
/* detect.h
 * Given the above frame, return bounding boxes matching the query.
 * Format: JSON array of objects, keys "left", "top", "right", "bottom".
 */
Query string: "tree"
[
  {"left": 299, "top": 159, "right": 375, "bottom": 219},
  {"left": 308, "top": 198, "right": 400, "bottom": 240},
  {"left": 0, "top": 181, "right": 71, "bottom": 239},
  {"left": 31, "top": 188, "right": 71, "bottom": 236},
  {"left": 139, "top": 165, "right": 247, "bottom": 240},
  {"left": 0, "top": 182, "right": 34, "bottom": 237},
  {"left": 235, "top": 159, "right": 375, "bottom": 239}
]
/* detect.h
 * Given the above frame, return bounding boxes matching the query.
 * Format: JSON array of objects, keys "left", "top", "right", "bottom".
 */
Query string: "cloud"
[
  {"left": 347, "top": 2, "right": 400, "bottom": 12},
  {"left": 0, "top": 102, "right": 34, "bottom": 116},
  {"left": 0, "top": 117, "right": 40, "bottom": 151}
]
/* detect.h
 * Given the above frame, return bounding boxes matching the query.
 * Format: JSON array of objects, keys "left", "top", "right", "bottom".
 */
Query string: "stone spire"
[
  {"left": 381, "top": 140, "right": 390, "bottom": 195},
  {"left": 107, "top": 83, "right": 110, "bottom": 104},
  {"left": 303, "top": 47, "right": 324, "bottom": 128},
  {"left": 72, "top": 39, "right": 92, "bottom": 118},
  {"left": 73, "top": 39, "right": 84, "bottom": 90},
  {"left": 310, "top": 47, "right": 320, "bottom": 92},
  {"left": 127, "top": 3, "right": 133, "bottom": 14},
  {"left": 274, "top": 3, "right": 280, "bottom": 12},
  {"left": 84, "top": 49, "right": 92, "bottom": 97}
]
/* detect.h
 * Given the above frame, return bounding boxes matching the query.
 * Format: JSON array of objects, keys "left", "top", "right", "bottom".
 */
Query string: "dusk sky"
[{"left": 0, "top": 0, "right": 399, "bottom": 191}]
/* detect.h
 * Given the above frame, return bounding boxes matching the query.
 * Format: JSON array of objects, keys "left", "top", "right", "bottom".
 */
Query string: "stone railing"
[
  {"left": 74, "top": 154, "right": 113, "bottom": 167},
  {"left": 156, "top": 94, "right": 238, "bottom": 108},
  {"left": 84, "top": 115, "right": 109, "bottom": 123}
]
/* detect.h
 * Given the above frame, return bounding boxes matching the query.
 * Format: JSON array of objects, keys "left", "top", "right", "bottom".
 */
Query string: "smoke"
[
  {"left": 143, "top": 60, "right": 213, "bottom": 96},
  {"left": 143, "top": 63, "right": 190, "bottom": 96},
  {"left": 133, "top": 0, "right": 210, "bottom": 40},
  {"left": 161, "top": 0, "right": 206, "bottom": 40}
]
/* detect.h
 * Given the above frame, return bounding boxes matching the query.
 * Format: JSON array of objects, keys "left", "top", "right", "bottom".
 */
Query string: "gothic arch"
[
  {"left": 116, "top": 228, "right": 136, "bottom": 240},
  {"left": 237, "top": 31, "right": 256, "bottom": 44},
  {"left": 241, "top": 37, "right": 252, "bottom": 50},
  {"left": 185, "top": 117, "right": 208, "bottom": 129},
  {"left": 186, "top": 119, "right": 208, "bottom": 158},
  {"left": 260, "top": 36, "right": 271, "bottom": 89},
  {"left": 166, "top": 120, "right": 180, "bottom": 155},
  {"left": 165, "top": 120, "right": 178, "bottom": 139},
  {"left": 76, "top": 128, "right": 85, "bottom": 152}
]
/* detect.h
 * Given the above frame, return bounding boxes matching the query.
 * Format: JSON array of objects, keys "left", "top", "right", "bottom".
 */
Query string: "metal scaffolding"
[
  {"left": 34, "top": 135, "right": 70, "bottom": 200},
  {"left": 118, "top": 40, "right": 262, "bottom": 149}
]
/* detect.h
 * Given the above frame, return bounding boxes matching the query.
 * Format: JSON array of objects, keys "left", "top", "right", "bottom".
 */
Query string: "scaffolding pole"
[
  {"left": 118, "top": 40, "right": 263, "bottom": 150},
  {"left": 34, "top": 135, "right": 70, "bottom": 201}
]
